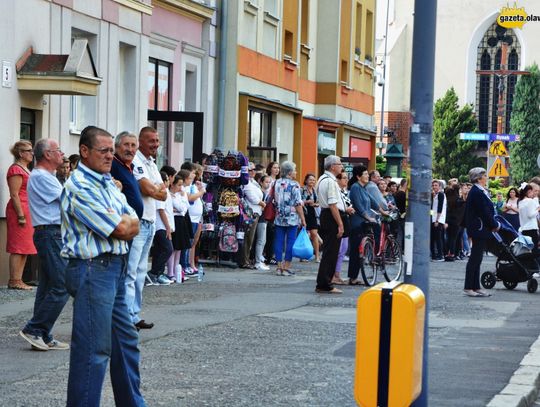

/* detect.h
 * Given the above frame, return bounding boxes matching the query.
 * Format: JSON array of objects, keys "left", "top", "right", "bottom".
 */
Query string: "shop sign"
[{"left": 318, "top": 131, "right": 336, "bottom": 155}]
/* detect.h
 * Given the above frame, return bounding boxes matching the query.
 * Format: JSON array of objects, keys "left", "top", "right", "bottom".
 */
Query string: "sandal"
[
  {"left": 282, "top": 269, "right": 295, "bottom": 276},
  {"left": 276, "top": 268, "right": 283, "bottom": 276},
  {"left": 331, "top": 278, "right": 347, "bottom": 285},
  {"left": 8, "top": 279, "right": 33, "bottom": 290},
  {"left": 349, "top": 279, "right": 363, "bottom": 286}
]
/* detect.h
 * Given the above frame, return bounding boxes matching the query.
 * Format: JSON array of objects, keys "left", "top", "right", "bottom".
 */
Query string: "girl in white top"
[
  {"left": 518, "top": 184, "right": 540, "bottom": 250},
  {"left": 167, "top": 173, "right": 191, "bottom": 282},
  {"left": 185, "top": 165, "right": 206, "bottom": 273}
]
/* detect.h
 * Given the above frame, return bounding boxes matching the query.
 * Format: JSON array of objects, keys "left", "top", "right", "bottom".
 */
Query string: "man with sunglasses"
[{"left": 61, "top": 126, "right": 145, "bottom": 406}]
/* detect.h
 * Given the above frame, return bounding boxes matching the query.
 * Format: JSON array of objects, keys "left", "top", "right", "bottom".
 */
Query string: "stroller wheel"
[
  {"left": 503, "top": 280, "right": 518, "bottom": 290},
  {"left": 527, "top": 279, "right": 538, "bottom": 293},
  {"left": 481, "top": 272, "right": 496, "bottom": 289}
]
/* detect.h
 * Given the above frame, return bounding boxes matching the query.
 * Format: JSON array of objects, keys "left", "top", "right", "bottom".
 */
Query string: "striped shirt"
[{"left": 61, "top": 162, "right": 137, "bottom": 259}]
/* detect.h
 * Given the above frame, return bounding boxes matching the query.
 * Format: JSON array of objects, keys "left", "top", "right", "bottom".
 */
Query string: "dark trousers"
[
  {"left": 316, "top": 209, "right": 342, "bottom": 290},
  {"left": 150, "top": 229, "right": 173, "bottom": 276},
  {"left": 347, "top": 225, "right": 364, "bottom": 280},
  {"left": 464, "top": 237, "right": 486, "bottom": 290},
  {"left": 241, "top": 215, "right": 259, "bottom": 266},
  {"left": 430, "top": 223, "right": 444, "bottom": 259},
  {"left": 446, "top": 223, "right": 460, "bottom": 257}
]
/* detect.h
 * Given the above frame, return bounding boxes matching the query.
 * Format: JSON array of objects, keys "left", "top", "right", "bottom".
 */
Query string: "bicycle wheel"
[
  {"left": 360, "top": 236, "right": 377, "bottom": 286},
  {"left": 382, "top": 236, "right": 404, "bottom": 282}
]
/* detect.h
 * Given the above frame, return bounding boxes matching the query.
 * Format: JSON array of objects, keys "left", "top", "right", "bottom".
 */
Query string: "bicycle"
[{"left": 358, "top": 210, "right": 404, "bottom": 286}]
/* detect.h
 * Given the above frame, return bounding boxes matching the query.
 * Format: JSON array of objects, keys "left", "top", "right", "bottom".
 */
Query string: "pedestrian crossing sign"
[
  {"left": 489, "top": 140, "right": 508, "bottom": 156},
  {"left": 488, "top": 157, "right": 509, "bottom": 177}
]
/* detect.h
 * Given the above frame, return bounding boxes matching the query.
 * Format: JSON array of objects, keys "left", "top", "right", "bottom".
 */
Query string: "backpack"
[
  {"left": 236, "top": 151, "right": 250, "bottom": 186},
  {"left": 219, "top": 222, "right": 239, "bottom": 252},
  {"left": 218, "top": 188, "right": 240, "bottom": 219},
  {"left": 239, "top": 190, "right": 255, "bottom": 225},
  {"left": 203, "top": 154, "right": 219, "bottom": 185},
  {"left": 219, "top": 153, "right": 241, "bottom": 187}
]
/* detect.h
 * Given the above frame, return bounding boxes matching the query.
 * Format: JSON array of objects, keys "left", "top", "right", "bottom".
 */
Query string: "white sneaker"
[
  {"left": 255, "top": 262, "right": 270, "bottom": 270},
  {"left": 533, "top": 273, "right": 540, "bottom": 278}
]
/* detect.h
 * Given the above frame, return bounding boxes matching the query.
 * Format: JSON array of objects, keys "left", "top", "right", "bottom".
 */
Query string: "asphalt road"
[{"left": 1, "top": 256, "right": 540, "bottom": 406}]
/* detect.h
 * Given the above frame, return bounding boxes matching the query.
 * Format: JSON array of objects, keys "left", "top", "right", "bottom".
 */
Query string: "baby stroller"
[{"left": 480, "top": 215, "right": 539, "bottom": 293}]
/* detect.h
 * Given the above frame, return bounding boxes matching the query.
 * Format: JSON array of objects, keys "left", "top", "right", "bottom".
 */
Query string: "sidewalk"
[{"left": 1, "top": 257, "right": 540, "bottom": 406}]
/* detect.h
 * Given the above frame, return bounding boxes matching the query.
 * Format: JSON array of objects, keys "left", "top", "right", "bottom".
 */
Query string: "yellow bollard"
[{"left": 354, "top": 281, "right": 425, "bottom": 407}]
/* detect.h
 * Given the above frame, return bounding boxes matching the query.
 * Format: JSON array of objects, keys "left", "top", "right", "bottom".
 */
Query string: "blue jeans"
[
  {"left": 274, "top": 225, "right": 298, "bottom": 262},
  {"left": 126, "top": 220, "right": 155, "bottom": 324},
  {"left": 65, "top": 254, "right": 146, "bottom": 407},
  {"left": 23, "top": 226, "right": 69, "bottom": 343}
]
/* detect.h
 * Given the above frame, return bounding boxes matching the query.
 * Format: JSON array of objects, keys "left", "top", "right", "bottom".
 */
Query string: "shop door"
[{"left": 147, "top": 110, "right": 204, "bottom": 166}]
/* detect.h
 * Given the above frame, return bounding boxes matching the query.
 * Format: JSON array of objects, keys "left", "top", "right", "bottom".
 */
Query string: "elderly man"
[
  {"left": 315, "top": 155, "right": 346, "bottom": 294},
  {"left": 19, "top": 139, "right": 70, "bottom": 351},
  {"left": 110, "top": 132, "right": 151, "bottom": 331},
  {"left": 62, "top": 126, "right": 145, "bottom": 406},
  {"left": 366, "top": 170, "right": 390, "bottom": 213}
]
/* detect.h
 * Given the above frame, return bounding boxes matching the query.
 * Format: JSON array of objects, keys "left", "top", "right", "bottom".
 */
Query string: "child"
[
  {"left": 150, "top": 171, "right": 175, "bottom": 285},
  {"left": 167, "top": 171, "right": 192, "bottom": 282},
  {"left": 183, "top": 166, "right": 205, "bottom": 275}
]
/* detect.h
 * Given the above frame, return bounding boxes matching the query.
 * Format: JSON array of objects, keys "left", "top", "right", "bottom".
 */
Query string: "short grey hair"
[
  {"left": 115, "top": 131, "right": 137, "bottom": 148},
  {"left": 280, "top": 161, "right": 296, "bottom": 178},
  {"left": 34, "top": 139, "right": 53, "bottom": 162},
  {"left": 469, "top": 167, "right": 487, "bottom": 183},
  {"left": 324, "top": 155, "right": 341, "bottom": 170}
]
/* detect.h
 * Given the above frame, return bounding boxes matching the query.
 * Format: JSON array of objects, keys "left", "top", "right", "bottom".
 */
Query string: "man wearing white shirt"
[{"left": 127, "top": 127, "right": 167, "bottom": 330}]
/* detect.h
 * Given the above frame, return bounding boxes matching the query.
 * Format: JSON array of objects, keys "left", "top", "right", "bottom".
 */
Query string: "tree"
[
  {"left": 432, "top": 88, "right": 482, "bottom": 180},
  {"left": 509, "top": 63, "right": 540, "bottom": 183}
]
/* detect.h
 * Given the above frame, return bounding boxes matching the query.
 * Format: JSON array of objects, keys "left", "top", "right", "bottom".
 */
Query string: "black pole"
[{"left": 405, "top": 0, "right": 438, "bottom": 406}]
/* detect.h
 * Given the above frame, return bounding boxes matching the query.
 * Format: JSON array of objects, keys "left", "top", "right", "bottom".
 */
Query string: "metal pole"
[
  {"left": 378, "top": 0, "right": 391, "bottom": 158},
  {"left": 216, "top": 0, "right": 228, "bottom": 149},
  {"left": 405, "top": 0, "right": 437, "bottom": 405}
]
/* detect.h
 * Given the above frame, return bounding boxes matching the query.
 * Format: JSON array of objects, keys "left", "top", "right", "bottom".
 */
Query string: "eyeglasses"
[
  {"left": 21, "top": 149, "right": 34, "bottom": 153},
  {"left": 91, "top": 147, "right": 114, "bottom": 155},
  {"left": 47, "top": 148, "right": 63, "bottom": 154},
  {"left": 248, "top": 169, "right": 255, "bottom": 172}
]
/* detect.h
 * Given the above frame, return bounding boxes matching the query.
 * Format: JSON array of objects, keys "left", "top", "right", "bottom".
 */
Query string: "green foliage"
[
  {"left": 488, "top": 179, "right": 503, "bottom": 189},
  {"left": 509, "top": 63, "right": 540, "bottom": 183},
  {"left": 376, "top": 155, "right": 386, "bottom": 174},
  {"left": 432, "top": 88, "right": 483, "bottom": 180}
]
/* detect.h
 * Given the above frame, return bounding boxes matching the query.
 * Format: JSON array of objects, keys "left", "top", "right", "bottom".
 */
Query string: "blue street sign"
[
  {"left": 489, "top": 133, "right": 520, "bottom": 142},
  {"left": 459, "top": 133, "right": 521, "bottom": 142},
  {"left": 459, "top": 133, "right": 489, "bottom": 141}
]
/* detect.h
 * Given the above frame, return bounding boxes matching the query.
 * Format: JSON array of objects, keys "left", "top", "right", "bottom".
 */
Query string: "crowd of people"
[{"left": 12, "top": 126, "right": 492, "bottom": 405}]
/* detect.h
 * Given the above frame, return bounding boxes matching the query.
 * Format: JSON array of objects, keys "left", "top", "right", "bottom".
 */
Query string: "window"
[
  {"left": 70, "top": 30, "right": 98, "bottom": 133},
  {"left": 475, "top": 22, "right": 521, "bottom": 134},
  {"left": 355, "top": 4, "right": 362, "bottom": 60},
  {"left": 148, "top": 58, "right": 172, "bottom": 167},
  {"left": 248, "top": 108, "right": 276, "bottom": 166},
  {"left": 118, "top": 43, "right": 136, "bottom": 131},
  {"left": 284, "top": 30, "right": 293, "bottom": 59},
  {"left": 365, "top": 10, "right": 374, "bottom": 63}
]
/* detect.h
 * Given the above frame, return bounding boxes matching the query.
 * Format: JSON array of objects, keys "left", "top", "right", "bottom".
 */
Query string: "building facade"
[
  {"left": 0, "top": 0, "right": 216, "bottom": 284},
  {"left": 221, "top": 0, "right": 377, "bottom": 180},
  {"left": 375, "top": 0, "right": 540, "bottom": 157}
]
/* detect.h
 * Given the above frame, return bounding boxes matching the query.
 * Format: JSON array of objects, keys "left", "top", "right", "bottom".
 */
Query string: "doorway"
[{"left": 147, "top": 110, "right": 204, "bottom": 166}]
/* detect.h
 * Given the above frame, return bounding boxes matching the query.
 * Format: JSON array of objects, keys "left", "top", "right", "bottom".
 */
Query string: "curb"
[{"left": 487, "top": 336, "right": 540, "bottom": 407}]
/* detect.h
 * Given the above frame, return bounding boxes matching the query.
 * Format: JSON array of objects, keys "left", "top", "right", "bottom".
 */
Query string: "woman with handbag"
[
  {"left": 273, "top": 161, "right": 306, "bottom": 276},
  {"left": 333, "top": 171, "right": 354, "bottom": 285},
  {"left": 302, "top": 173, "right": 321, "bottom": 262}
]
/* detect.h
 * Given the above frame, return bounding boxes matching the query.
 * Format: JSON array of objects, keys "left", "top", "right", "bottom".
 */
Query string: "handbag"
[
  {"left": 263, "top": 185, "right": 276, "bottom": 222},
  {"left": 340, "top": 211, "right": 350, "bottom": 238},
  {"left": 292, "top": 227, "right": 314, "bottom": 260}
]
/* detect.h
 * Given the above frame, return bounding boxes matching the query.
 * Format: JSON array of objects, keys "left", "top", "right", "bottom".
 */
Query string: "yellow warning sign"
[
  {"left": 489, "top": 141, "right": 508, "bottom": 156},
  {"left": 489, "top": 157, "right": 509, "bottom": 177}
]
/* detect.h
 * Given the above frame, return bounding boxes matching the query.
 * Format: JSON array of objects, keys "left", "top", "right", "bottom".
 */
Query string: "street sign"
[
  {"left": 489, "top": 140, "right": 508, "bottom": 156},
  {"left": 459, "top": 133, "right": 520, "bottom": 142},
  {"left": 459, "top": 133, "right": 489, "bottom": 141},
  {"left": 489, "top": 157, "right": 509, "bottom": 177}
]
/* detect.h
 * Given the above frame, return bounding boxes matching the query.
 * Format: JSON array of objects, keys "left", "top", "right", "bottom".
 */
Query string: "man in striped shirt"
[{"left": 61, "top": 126, "right": 145, "bottom": 406}]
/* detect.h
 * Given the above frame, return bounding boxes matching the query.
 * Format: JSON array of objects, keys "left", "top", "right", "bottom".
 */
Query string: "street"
[{"left": 2, "top": 257, "right": 540, "bottom": 406}]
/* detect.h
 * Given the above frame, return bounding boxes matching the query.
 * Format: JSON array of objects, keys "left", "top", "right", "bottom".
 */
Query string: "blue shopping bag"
[{"left": 292, "top": 227, "right": 314, "bottom": 260}]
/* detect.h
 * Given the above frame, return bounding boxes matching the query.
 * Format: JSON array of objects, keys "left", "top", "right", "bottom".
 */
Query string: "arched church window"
[{"left": 475, "top": 22, "right": 520, "bottom": 134}]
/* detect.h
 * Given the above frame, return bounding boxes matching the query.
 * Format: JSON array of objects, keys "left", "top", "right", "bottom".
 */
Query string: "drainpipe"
[{"left": 216, "top": 0, "right": 228, "bottom": 149}]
